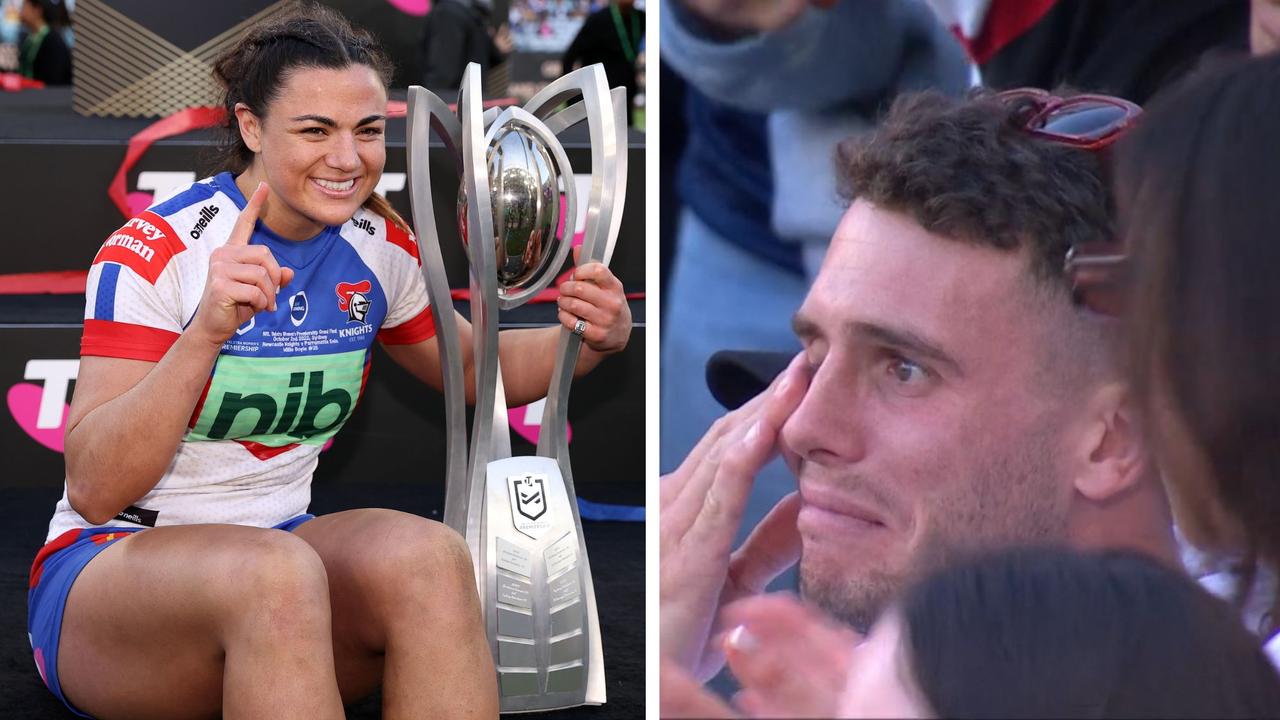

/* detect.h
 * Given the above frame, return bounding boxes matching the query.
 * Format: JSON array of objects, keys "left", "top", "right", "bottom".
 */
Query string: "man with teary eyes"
[{"left": 659, "top": 88, "right": 1178, "bottom": 697}]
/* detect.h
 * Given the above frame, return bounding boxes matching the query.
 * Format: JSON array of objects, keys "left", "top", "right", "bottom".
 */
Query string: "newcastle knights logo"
[
  {"left": 336, "top": 280, "right": 372, "bottom": 324},
  {"left": 508, "top": 474, "right": 550, "bottom": 539}
]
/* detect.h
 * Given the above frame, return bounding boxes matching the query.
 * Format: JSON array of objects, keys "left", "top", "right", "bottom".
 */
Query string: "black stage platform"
[{"left": 0, "top": 485, "right": 645, "bottom": 720}]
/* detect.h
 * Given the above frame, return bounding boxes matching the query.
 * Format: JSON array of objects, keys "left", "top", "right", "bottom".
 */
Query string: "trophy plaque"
[{"left": 405, "top": 63, "right": 627, "bottom": 712}]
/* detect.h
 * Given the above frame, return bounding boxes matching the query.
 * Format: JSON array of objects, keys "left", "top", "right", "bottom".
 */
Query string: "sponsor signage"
[{"left": 0, "top": 324, "right": 644, "bottom": 497}]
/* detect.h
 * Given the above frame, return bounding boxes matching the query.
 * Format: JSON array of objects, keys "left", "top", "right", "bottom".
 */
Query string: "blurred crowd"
[
  {"left": 509, "top": 0, "right": 596, "bottom": 53},
  {"left": 660, "top": 0, "right": 1280, "bottom": 717},
  {"left": 418, "top": 0, "right": 644, "bottom": 123},
  {"left": 0, "top": 0, "right": 646, "bottom": 125},
  {"left": 1, "top": 0, "right": 73, "bottom": 85}
]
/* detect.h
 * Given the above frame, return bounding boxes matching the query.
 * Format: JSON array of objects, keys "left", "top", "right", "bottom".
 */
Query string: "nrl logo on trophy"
[
  {"left": 405, "top": 62, "right": 626, "bottom": 712},
  {"left": 509, "top": 474, "right": 549, "bottom": 533}
]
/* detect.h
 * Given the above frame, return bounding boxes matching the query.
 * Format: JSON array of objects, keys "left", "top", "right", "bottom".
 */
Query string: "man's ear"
[
  {"left": 233, "top": 102, "right": 263, "bottom": 154},
  {"left": 1073, "top": 382, "right": 1149, "bottom": 502}
]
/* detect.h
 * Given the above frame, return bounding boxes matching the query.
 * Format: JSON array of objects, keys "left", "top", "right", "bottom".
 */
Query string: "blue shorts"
[{"left": 26, "top": 514, "right": 315, "bottom": 718}]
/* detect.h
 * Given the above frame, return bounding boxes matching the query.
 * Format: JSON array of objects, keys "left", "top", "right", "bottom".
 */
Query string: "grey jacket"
[{"left": 662, "top": 0, "right": 970, "bottom": 267}]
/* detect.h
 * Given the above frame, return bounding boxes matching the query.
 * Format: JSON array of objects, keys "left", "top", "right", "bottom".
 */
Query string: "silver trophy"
[{"left": 405, "top": 63, "right": 626, "bottom": 712}]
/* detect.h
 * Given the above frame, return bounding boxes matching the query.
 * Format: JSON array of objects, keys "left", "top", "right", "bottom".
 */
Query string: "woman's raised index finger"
[{"left": 228, "top": 182, "right": 269, "bottom": 246}]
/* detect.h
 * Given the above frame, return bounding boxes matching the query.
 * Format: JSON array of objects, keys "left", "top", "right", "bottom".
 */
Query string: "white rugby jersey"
[{"left": 46, "top": 173, "right": 436, "bottom": 541}]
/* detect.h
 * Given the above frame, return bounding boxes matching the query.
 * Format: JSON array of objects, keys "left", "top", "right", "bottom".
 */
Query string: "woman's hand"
[
  {"left": 556, "top": 258, "right": 631, "bottom": 354},
  {"left": 721, "top": 593, "right": 860, "bottom": 718},
  {"left": 190, "top": 182, "right": 295, "bottom": 347}
]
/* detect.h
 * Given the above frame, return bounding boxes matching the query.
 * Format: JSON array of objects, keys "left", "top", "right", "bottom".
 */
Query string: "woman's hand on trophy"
[
  {"left": 191, "top": 182, "right": 295, "bottom": 348},
  {"left": 556, "top": 260, "right": 631, "bottom": 354}
]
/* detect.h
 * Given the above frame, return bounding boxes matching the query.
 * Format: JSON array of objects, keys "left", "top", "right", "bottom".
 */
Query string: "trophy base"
[{"left": 482, "top": 455, "right": 606, "bottom": 713}]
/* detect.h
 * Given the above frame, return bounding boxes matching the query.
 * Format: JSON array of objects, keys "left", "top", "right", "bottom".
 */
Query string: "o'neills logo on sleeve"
[
  {"left": 189, "top": 205, "right": 220, "bottom": 240},
  {"left": 351, "top": 217, "right": 376, "bottom": 235},
  {"left": 93, "top": 211, "right": 186, "bottom": 284}
]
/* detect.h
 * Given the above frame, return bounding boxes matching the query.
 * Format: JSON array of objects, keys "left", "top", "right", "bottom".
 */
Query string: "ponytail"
[{"left": 363, "top": 192, "right": 411, "bottom": 234}]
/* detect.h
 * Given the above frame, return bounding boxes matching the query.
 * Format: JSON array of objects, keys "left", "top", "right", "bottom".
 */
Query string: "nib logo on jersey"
[{"left": 188, "top": 352, "right": 366, "bottom": 448}]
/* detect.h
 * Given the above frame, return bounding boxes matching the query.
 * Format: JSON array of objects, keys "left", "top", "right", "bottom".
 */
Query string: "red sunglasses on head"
[
  {"left": 998, "top": 87, "right": 1142, "bottom": 151},
  {"left": 997, "top": 88, "right": 1142, "bottom": 315}
]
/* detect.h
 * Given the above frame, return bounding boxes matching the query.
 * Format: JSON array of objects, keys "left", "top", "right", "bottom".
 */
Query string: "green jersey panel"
[{"left": 188, "top": 350, "right": 367, "bottom": 447}]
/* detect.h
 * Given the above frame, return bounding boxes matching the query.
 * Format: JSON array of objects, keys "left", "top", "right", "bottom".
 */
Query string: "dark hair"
[
  {"left": 1114, "top": 54, "right": 1280, "bottom": 626},
  {"left": 210, "top": 3, "right": 405, "bottom": 230},
  {"left": 26, "top": 0, "right": 71, "bottom": 30},
  {"left": 835, "top": 89, "right": 1112, "bottom": 288},
  {"left": 901, "top": 547, "right": 1280, "bottom": 718}
]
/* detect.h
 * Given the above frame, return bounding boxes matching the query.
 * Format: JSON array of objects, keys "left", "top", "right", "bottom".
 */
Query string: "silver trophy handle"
[
  {"left": 405, "top": 86, "right": 472, "bottom": 539},
  {"left": 534, "top": 79, "right": 625, "bottom": 461},
  {"left": 458, "top": 64, "right": 514, "bottom": 555},
  {"left": 528, "top": 69, "right": 626, "bottom": 710}
]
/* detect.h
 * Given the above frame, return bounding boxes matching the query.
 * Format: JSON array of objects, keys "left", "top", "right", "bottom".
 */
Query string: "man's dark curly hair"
[{"left": 835, "top": 89, "right": 1113, "bottom": 287}]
